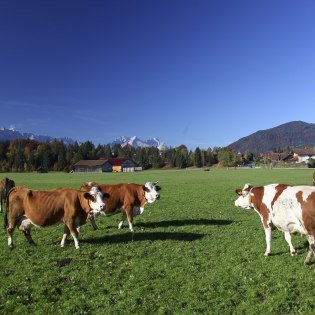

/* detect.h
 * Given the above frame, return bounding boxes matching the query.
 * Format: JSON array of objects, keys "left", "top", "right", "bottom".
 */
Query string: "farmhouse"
[
  {"left": 74, "top": 158, "right": 139, "bottom": 173},
  {"left": 292, "top": 147, "right": 315, "bottom": 163},
  {"left": 261, "top": 153, "right": 282, "bottom": 161}
]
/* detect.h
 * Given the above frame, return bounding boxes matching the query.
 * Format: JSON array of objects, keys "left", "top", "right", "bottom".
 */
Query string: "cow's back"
[
  {"left": 10, "top": 188, "right": 84, "bottom": 227},
  {"left": 99, "top": 183, "right": 143, "bottom": 211},
  {"left": 269, "top": 185, "right": 315, "bottom": 235}
]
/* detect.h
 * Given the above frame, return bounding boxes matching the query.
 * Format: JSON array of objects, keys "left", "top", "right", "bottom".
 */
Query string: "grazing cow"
[
  {"left": 4, "top": 186, "right": 106, "bottom": 249},
  {"left": 234, "top": 183, "right": 315, "bottom": 265},
  {"left": 81, "top": 181, "right": 161, "bottom": 232},
  {"left": 0, "top": 177, "right": 15, "bottom": 212}
]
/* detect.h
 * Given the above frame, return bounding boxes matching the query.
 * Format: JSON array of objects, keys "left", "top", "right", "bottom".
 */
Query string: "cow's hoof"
[
  {"left": 264, "top": 252, "right": 271, "bottom": 257},
  {"left": 304, "top": 260, "right": 312, "bottom": 265},
  {"left": 291, "top": 251, "right": 297, "bottom": 256}
]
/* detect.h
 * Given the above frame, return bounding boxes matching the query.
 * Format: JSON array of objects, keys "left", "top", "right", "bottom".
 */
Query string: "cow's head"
[
  {"left": 144, "top": 181, "right": 161, "bottom": 203},
  {"left": 234, "top": 183, "right": 253, "bottom": 209},
  {"left": 84, "top": 186, "right": 106, "bottom": 213}
]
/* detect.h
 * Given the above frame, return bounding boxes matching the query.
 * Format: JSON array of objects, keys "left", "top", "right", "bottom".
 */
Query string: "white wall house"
[{"left": 293, "top": 148, "right": 315, "bottom": 163}]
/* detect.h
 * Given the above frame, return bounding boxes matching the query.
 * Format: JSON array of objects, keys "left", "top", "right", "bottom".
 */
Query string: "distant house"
[
  {"left": 74, "top": 159, "right": 112, "bottom": 173},
  {"left": 74, "top": 158, "right": 140, "bottom": 173},
  {"left": 107, "top": 158, "right": 137, "bottom": 172},
  {"left": 261, "top": 153, "right": 282, "bottom": 161},
  {"left": 293, "top": 148, "right": 315, "bottom": 163}
]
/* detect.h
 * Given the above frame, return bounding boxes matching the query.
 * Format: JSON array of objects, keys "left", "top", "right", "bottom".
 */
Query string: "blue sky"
[{"left": 1, "top": 0, "right": 315, "bottom": 149}]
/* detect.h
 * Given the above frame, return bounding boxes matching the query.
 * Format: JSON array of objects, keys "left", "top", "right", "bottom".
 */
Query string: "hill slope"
[{"left": 229, "top": 121, "right": 315, "bottom": 152}]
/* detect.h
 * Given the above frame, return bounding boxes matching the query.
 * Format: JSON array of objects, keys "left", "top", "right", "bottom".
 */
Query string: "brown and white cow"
[
  {"left": 0, "top": 177, "right": 15, "bottom": 212},
  {"left": 81, "top": 181, "right": 161, "bottom": 232},
  {"left": 4, "top": 186, "right": 106, "bottom": 249},
  {"left": 235, "top": 183, "right": 315, "bottom": 265}
]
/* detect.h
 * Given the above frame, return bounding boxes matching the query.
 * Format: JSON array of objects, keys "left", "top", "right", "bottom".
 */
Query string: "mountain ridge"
[
  {"left": 0, "top": 127, "right": 167, "bottom": 150},
  {"left": 229, "top": 121, "right": 315, "bottom": 152},
  {"left": 0, "top": 127, "right": 76, "bottom": 146},
  {"left": 111, "top": 136, "right": 167, "bottom": 150}
]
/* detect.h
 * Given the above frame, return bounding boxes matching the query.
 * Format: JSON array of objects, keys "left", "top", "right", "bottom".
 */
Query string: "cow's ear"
[
  {"left": 155, "top": 185, "right": 161, "bottom": 191},
  {"left": 103, "top": 193, "right": 110, "bottom": 199},
  {"left": 143, "top": 185, "right": 150, "bottom": 192},
  {"left": 235, "top": 189, "right": 243, "bottom": 195},
  {"left": 83, "top": 192, "right": 94, "bottom": 201}
]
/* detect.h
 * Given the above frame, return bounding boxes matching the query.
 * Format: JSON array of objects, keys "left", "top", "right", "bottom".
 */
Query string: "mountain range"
[
  {"left": 111, "top": 136, "right": 167, "bottom": 150},
  {"left": 2, "top": 121, "right": 314, "bottom": 152},
  {"left": 229, "top": 121, "right": 315, "bottom": 153},
  {"left": 0, "top": 127, "right": 76, "bottom": 146},
  {"left": 0, "top": 127, "right": 167, "bottom": 150}
]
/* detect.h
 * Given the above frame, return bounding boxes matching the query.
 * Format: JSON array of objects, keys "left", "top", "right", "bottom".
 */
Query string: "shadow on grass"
[
  {"left": 82, "top": 231, "right": 205, "bottom": 244},
  {"left": 268, "top": 242, "right": 309, "bottom": 257},
  {"left": 136, "top": 218, "right": 233, "bottom": 228}
]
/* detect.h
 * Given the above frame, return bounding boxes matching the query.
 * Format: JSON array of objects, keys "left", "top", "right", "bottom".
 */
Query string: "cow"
[
  {"left": 0, "top": 177, "right": 15, "bottom": 212},
  {"left": 234, "top": 183, "right": 315, "bottom": 265},
  {"left": 80, "top": 181, "right": 161, "bottom": 232},
  {"left": 4, "top": 185, "right": 106, "bottom": 249}
]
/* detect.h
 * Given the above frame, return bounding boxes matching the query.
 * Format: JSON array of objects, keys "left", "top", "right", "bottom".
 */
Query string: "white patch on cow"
[
  {"left": 270, "top": 186, "right": 309, "bottom": 235},
  {"left": 60, "top": 234, "right": 68, "bottom": 247},
  {"left": 8, "top": 235, "right": 13, "bottom": 247},
  {"left": 144, "top": 182, "right": 160, "bottom": 204},
  {"left": 128, "top": 221, "right": 134, "bottom": 232},
  {"left": 88, "top": 187, "right": 106, "bottom": 213},
  {"left": 73, "top": 235, "right": 80, "bottom": 249},
  {"left": 234, "top": 194, "right": 251, "bottom": 209},
  {"left": 18, "top": 216, "right": 37, "bottom": 231}
]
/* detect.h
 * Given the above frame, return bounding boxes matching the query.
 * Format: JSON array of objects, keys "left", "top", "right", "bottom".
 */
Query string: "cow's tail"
[{"left": 4, "top": 187, "right": 14, "bottom": 229}]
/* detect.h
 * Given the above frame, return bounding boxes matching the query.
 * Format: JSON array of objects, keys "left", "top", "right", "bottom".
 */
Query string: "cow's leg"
[
  {"left": 61, "top": 225, "right": 70, "bottom": 248},
  {"left": 284, "top": 231, "right": 296, "bottom": 256},
  {"left": 264, "top": 226, "right": 272, "bottom": 256},
  {"left": 118, "top": 213, "right": 127, "bottom": 229},
  {"left": 22, "top": 229, "right": 36, "bottom": 246},
  {"left": 304, "top": 235, "right": 315, "bottom": 265},
  {"left": 124, "top": 206, "right": 134, "bottom": 232},
  {"left": 7, "top": 218, "right": 18, "bottom": 249},
  {"left": 7, "top": 226, "right": 15, "bottom": 248},
  {"left": 67, "top": 223, "right": 80, "bottom": 249},
  {"left": 18, "top": 218, "right": 36, "bottom": 246},
  {"left": 0, "top": 198, "right": 2, "bottom": 213}
]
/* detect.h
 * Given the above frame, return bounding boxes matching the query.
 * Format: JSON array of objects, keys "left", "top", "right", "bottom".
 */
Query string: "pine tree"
[{"left": 194, "top": 147, "right": 203, "bottom": 168}]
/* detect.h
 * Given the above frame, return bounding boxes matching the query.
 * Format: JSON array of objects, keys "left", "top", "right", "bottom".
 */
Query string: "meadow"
[{"left": 0, "top": 168, "right": 314, "bottom": 314}]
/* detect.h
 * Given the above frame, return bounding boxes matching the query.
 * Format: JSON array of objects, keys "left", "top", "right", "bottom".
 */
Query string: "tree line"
[{"left": 0, "top": 139, "right": 261, "bottom": 172}]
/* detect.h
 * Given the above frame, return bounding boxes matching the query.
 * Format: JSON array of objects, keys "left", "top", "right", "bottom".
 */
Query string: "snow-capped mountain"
[
  {"left": 0, "top": 127, "right": 76, "bottom": 145},
  {"left": 111, "top": 136, "right": 167, "bottom": 150}
]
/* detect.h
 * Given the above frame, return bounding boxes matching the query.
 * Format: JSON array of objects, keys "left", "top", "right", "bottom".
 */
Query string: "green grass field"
[{"left": 0, "top": 169, "right": 314, "bottom": 314}]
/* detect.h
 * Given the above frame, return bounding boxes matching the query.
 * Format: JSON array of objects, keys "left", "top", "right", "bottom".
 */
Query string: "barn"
[{"left": 74, "top": 158, "right": 139, "bottom": 173}]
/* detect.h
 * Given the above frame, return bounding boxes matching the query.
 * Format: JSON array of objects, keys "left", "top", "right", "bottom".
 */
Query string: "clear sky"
[{"left": 1, "top": 0, "right": 315, "bottom": 149}]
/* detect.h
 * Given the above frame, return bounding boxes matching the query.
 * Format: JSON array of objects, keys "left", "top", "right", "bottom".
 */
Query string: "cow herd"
[
  {"left": 0, "top": 177, "right": 161, "bottom": 250},
  {"left": 0, "top": 173, "right": 315, "bottom": 267}
]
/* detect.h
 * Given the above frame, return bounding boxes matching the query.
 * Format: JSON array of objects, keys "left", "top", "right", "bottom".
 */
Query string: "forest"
[{"left": 0, "top": 139, "right": 256, "bottom": 172}]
